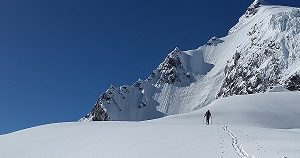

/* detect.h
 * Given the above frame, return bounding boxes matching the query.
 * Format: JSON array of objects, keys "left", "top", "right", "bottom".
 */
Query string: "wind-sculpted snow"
[{"left": 82, "top": 1, "right": 300, "bottom": 121}]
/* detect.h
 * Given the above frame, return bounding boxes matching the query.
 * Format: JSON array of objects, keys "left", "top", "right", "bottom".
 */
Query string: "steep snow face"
[{"left": 81, "top": 1, "right": 300, "bottom": 121}]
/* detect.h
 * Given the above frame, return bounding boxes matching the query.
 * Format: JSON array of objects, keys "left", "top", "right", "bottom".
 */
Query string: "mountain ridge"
[{"left": 80, "top": 1, "right": 300, "bottom": 122}]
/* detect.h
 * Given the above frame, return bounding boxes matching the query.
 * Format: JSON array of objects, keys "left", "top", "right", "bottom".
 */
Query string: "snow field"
[{"left": 1, "top": 92, "right": 300, "bottom": 158}]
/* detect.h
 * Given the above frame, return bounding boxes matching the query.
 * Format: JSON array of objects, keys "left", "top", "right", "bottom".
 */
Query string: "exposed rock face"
[
  {"left": 245, "top": 0, "right": 266, "bottom": 18},
  {"left": 217, "top": 39, "right": 286, "bottom": 98},
  {"left": 206, "top": 37, "right": 224, "bottom": 46},
  {"left": 147, "top": 47, "right": 196, "bottom": 87},
  {"left": 81, "top": 86, "right": 115, "bottom": 121},
  {"left": 285, "top": 74, "right": 300, "bottom": 91},
  {"left": 217, "top": 50, "right": 284, "bottom": 98}
]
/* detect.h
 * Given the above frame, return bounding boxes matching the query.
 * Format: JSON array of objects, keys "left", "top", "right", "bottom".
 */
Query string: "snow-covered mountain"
[
  {"left": 81, "top": 0, "right": 300, "bottom": 121},
  {"left": 2, "top": 2, "right": 300, "bottom": 157}
]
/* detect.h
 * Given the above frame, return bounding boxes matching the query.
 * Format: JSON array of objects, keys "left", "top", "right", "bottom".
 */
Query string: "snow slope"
[
  {"left": 82, "top": 0, "right": 300, "bottom": 121},
  {"left": 1, "top": 92, "right": 300, "bottom": 158}
]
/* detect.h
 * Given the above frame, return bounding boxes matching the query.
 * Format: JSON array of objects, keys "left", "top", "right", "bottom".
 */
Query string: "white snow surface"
[{"left": 1, "top": 92, "right": 300, "bottom": 158}]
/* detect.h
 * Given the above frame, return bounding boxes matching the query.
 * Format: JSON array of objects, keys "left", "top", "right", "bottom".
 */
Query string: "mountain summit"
[
  {"left": 252, "top": 0, "right": 269, "bottom": 6},
  {"left": 80, "top": 1, "right": 300, "bottom": 122}
]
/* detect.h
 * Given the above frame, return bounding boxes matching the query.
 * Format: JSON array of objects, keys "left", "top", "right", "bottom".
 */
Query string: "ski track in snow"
[{"left": 223, "top": 126, "right": 255, "bottom": 158}]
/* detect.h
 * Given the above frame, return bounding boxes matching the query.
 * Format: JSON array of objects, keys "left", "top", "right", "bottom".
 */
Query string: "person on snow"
[{"left": 204, "top": 110, "right": 212, "bottom": 125}]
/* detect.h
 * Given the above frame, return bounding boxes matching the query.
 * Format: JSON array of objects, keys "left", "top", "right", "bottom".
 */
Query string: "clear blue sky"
[{"left": 0, "top": 0, "right": 299, "bottom": 134}]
